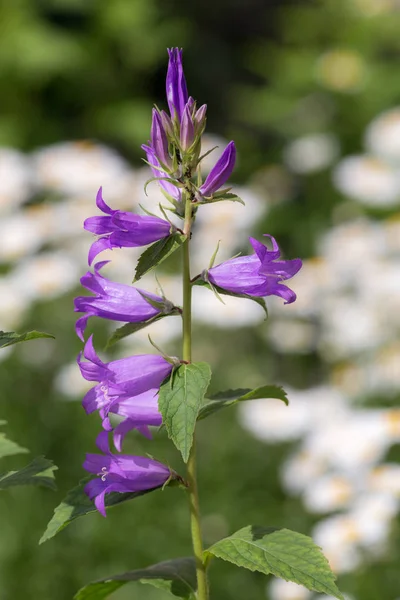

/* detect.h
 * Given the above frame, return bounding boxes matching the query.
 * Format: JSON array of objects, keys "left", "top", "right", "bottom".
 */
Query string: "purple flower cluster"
[{"left": 76, "top": 48, "right": 302, "bottom": 515}]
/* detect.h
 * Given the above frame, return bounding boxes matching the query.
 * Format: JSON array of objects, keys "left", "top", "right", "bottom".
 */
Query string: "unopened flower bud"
[
  {"left": 180, "top": 100, "right": 195, "bottom": 151},
  {"left": 151, "top": 109, "right": 173, "bottom": 170},
  {"left": 199, "top": 141, "right": 236, "bottom": 197},
  {"left": 166, "top": 48, "right": 188, "bottom": 122}
]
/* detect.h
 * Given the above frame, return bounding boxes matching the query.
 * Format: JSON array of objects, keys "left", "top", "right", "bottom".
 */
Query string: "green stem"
[{"left": 182, "top": 195, "right": 209, "bottom": 600}]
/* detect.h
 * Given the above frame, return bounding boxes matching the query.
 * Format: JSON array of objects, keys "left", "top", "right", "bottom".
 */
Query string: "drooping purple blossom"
[
  {"left": 84, "top": 188, "right": 173, "bottom": 265},
  {"left": 199, "top": 141, "right": 236, "bottom": 197},
  {"left": 84, "top": 431, "right": 172, "bottom": 516},
  {"left": 151, "top": 109, "right": 173, "bottom": 170},
  {"left": 206, "top": 235, "right": 302, "bottom": 304},
  {"left": 74, "top": 262, "right": 174, "bottom": 340},
  {"left": 78, "top": 335, "right": 173, "bottom": 413},
  {"left": 166, "top": 48, "right": 188, "bottom": 122},
  {"left": 142, "top": 143, "right": 182, "bottom": 203}
]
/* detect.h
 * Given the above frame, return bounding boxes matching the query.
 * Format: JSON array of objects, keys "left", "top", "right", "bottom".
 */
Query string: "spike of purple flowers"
[
  {"left": 166, "top": 48, "right": 188, "bottom": 122},
  {"left": 199, "top": 141, "right": 236, "bottom": 197},
  {"left": 83, "top": 432, "right": 172, "bottom": 516},
  {"left": 84, "top": 188, "right": 173, "bottom": 265},
  {"left": 74, "top": 262, "right": 174, "bottom": 340},
  {"left": 206, "top": 234, "right": 302, "bottom": 304}
]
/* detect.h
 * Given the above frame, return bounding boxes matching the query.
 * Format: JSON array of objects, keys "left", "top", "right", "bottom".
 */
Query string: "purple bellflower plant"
[
  {"left": 205, "top": 235, "right": 302, "bottom": 304},
  {"left": 84, "top": 187, "right": 174, "bottom": 265},
  {"left": 63, "top": 47, "right": 343, "bottom": 600},
  {"left": 84, "top": 432, "right": 172, "bottom": 517}
]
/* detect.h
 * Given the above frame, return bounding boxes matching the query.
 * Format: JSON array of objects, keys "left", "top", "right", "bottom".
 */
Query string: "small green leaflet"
[
  {"left": 205, "top": 526, "right": 344, "bottom": 600},
  {"left": 106, "top": 311, "right": 180, "bottom": 348},
  {"left": 40, "top": 477, "right": 172, "bottom": 544},
  {"left": 134, "top": 234, "right": 186, "bottom": 282},
  {"left": 0, "top": 330, "right": 55, "bottom": 349},
  {"left": 158, "top": 363, "right": 211, "bottom": 462},
  {"left": 0, "top": 456, "right": 57, "bottom": 491},
  {"left": 202, "top": 192, "right": 244, "bottom": 205},
  {"left": 74, "top": 557, "right": 197, "bottom": 600},
  {"left": 0, "top": 422, "right": 28, "bottom": 459},
  {"left": 198, "top": 385, "right": 288, "bottom": 420}
]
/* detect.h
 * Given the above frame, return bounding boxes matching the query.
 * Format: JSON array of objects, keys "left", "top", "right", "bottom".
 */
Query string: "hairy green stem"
[{"left": 182, "top": 195, "right": 209, "bottom": 600}]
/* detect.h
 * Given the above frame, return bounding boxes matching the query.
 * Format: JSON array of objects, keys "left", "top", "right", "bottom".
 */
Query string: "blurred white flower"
[
  {"left": 283, "top": 133, "right": 339, "bottom": 174},
  {"left": 349, "top": 493, "right": 399, "bottom": 548},
  {"left": 0, "top": 212, "right": 46, "bottom": 263},
  {"left": 303, "top": 474, "right": 354, "bottom": 513},
  {"left": 193, "top": 285, "right": 264, "bottom": 328},
  {"left": 0, "top": 277, "right": 30, "bottom": 329},
  {"left": 54, "top": 362, "right": 92, "bottom": 399},
  {"left": 268, "top": 319, "right": 317, "bottom": 354},
  {"left": 32, "top": 141, "right": 136, "bottom": 200},
  {"left": 365, "top": 107, "right": 400, "bottom": 164},
  {"left": 0, "top": 148, "right": 34, "bottom": 214},
  {"left": 332, "top": 155, "right": 400, "bottom": 207},
  {"left": 313, "top": 515, "right": 362, "bottom": 573},
  {"left": 268, "top": 578, "right": 311, "bottom": 600}
]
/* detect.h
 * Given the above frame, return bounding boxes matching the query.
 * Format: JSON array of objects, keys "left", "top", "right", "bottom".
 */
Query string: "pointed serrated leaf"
[
  {"left": 198, "top": 385, "right": 288, "bottom": 420},
  {"left": 158, "top": 363, "right": 211, "bottom": 462},
  {"left": 0, "top": 456, "right": 57, "bottom": 490},
  {"left": 40, "top": 476, "right": 176, "bottom": 544},
  {"left": 106, "top": 311, "right": 180, "bottom": 348},
  {"left": 0, "top": 422, "right": 28, "bottom": 459},
  {"left": 134, "top": 234, "right": 186, "bottom": 282},
  {"left": 205, "top": 526, "right": 344, "bottom": 599},
  {"left": 0, "top": 330, "right": 55, "bottom": 349},
  {"left": 74, "top": 557, "right": 197, "bottom": 599}
]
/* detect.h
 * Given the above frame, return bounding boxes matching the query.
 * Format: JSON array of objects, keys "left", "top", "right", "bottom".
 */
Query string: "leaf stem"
[{"left": 182, "top": 194, "right": 209, "bottom": 600}]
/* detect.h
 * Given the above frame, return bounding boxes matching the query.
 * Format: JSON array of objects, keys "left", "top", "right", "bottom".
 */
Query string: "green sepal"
[
  {"left": 40, "top": 473, "right": 180, "bottom": 544},
  {"left": 198, "top": 385, "right": 288, "bottom": 420},
  {"left": 158, "top": 362, "right": 212, "bottom": 462},
  {"left": 106, "top": 310, "right": 181, "bottom": 349},
  {"left": 0, "top": 330, "right": 55, "bottom": 349},
  {"left": 205, "top": 526, "right": 344, "bottom": 600},
  {"left": 200, "top": 191, "right": 245, "bottom": 206},
  {"left": 74, "top": 557, "right": 197, "bottom": 600},
  {"left": 134, "top": 234, "right": 187, "bottom": 282},
  {"left": 193, "top": 280, "right": 268, "bottom": 318},
  {"left": 0, "top": 456, "right": 57, "bottom": 491}
]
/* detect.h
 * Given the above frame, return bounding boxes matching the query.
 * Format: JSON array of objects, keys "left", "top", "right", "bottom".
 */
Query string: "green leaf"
[
  {"left": 0, "top": 456, "right": 57, "bottom": 491},
  {"left": 40, "top": 477, "right": 169, "bottom": 544},
  {"left": 0, "top": 330, "right": 55, "bottom": 349},
  {"left": 198, "top": 385, "right": 288, "bottom": 420},
  {"left": 203, "top": 192, "right": 245, "bottom": 205},
  {"left": 74, "top": 557, "right": 197, "bottom": 600},
  {"left": 134, "top": 234, "right": 186, "bottom": 282},
  {"left": 158, "top": 362, "right": 211, "bottom": 462},
  {"left": 205, "top": 526, "right": 344, "bottom": 600},
  {"left": 0, "top": 422, "right": 28, "bottom": 459},
  {"left": 106, "top": 311, "right": 180, "bottom": 348}
]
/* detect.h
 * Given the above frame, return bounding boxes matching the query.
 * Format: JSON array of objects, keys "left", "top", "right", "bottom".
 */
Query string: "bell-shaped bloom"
[
  {"left": 151, "top": 109, "right": 173, "bottom": 170},
  {"left": 206, "top": 235, "right": 302, "bottom": 304},
  {"left": 166, "top": 47, "right": 188, "bottom": 122},
  {"left": 142, "top": 143, "right": 182, "bottom": 202},
  {"left": 74, "top": 262, "right": 174, "bottom": 340},
  {"left": 79, "top": 336, "right": 173, "bottom": 414},
  {"left": 84, "top": 432, "right": 171, "bottom": 516},
  {"left": 180, "top": 99, "right": 195, "bottom": 151},
  {"left": 199, "top": 141, "right": 236, "bottom": 197},
  {"left": 84, "top": 188, "right": 173, "bottom": 265}
]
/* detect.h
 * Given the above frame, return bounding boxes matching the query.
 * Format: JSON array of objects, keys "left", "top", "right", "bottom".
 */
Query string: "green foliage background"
[{"left": 0, "top": 1, "right": 400, "bottom": 599}]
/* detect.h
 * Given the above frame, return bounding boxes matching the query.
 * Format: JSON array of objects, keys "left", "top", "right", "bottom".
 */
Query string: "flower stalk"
[{"left": 182, "top": 192, "right": 209, "bottom": 600}]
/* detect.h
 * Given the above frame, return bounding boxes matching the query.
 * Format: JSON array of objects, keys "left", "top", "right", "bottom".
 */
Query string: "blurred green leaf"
[
  {"left": 198, "top": 385, "right": 288, "bottom": 420},
  {"left": 158, "top": 363, "right": 211, "bottom": 462},
  {"left": 0, "top": 456, "right": 57, "bottom": 491},
  {"left": 0, "top": 422, "right": 28, "bottom": 459},
  {"left": 0, "top": 330, "right": 55, "bottom": 349},
  {"left": 74, "top": 557, "right": 197, "bottom": 599},
  {"left": 40, "top": 477, "right": 169, "bottom": 544},
  {"left": 134, "top": 234, "right": 186, "bottom": 282},
  {"left": 205, "top": 526, "right": 344, "bottom": 599}
]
